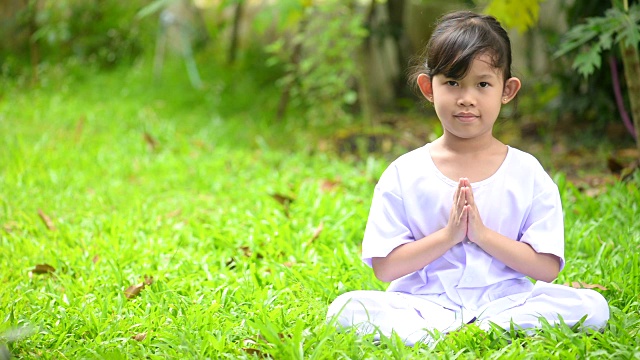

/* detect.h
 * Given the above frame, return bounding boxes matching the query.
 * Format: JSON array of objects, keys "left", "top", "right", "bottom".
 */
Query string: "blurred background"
[{"left": 1, "top": 0, "right": 639, "bottom": 180}]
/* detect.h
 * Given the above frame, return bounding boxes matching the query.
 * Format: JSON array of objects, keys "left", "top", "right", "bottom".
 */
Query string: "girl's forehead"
[{"left": 437, "top": 55, "right": 503, "bottom": 80}]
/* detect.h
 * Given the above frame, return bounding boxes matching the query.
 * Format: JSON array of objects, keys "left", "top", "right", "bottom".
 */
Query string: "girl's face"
[{"left": 418, "top": 54, "right": 520, "bottom": 142}]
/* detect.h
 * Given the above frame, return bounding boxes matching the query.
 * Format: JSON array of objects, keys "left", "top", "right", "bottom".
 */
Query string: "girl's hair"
[{"left": 408, "top": 11, "right": 513, "bottom": 91}]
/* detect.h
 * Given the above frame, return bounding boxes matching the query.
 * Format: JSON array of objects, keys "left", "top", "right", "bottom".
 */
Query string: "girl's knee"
[
  {"left": 327, "top": 290, "right": 365, "bottom": 319},
  {"left": 582, "top": 289, "right": 609, "bottom": 330}
]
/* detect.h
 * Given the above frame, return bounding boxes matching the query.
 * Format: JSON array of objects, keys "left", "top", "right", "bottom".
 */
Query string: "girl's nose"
[{"left": 457, "top": 91, "right": 476, "bottom": 107}]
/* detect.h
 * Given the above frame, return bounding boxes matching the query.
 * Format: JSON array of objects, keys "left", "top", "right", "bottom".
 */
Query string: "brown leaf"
[
  {"left": 31, "top": 264, "right": 56, "bottom": 275},
  {"left": 75, "top": 116, "right": 85, "bottom": 140},
  {"left": 144, "top": 275, "right": 154, "bottom": 286},
  {"left": 3, "top": 221, "right": 19, "bottom": 233},
  {"left": 564, "top": 281, "right": 608, "bottom": 291},
  {"left": 165, "top": 209, "right": 182, "bottom": 219},
  {"left": 271, "top": 193, "right": 294, "bottom": 206},
  {"left": 92, "top": 255, "right": 100, "bottom": 264},
  {"left": 132, "top": 332, "right": 147, "bottom": 341},
  {"left": 307, "top": 222, "right": 324, "bottom": 245},
  {"left": 37, "top": 209, "right": 56, "bottom": 231},
  {"left": 320, "top": 179, "right": 340, "bottom": 192},
  {"left": 143, "top": 132, "right": 159, "bottom": 151},
  {"left": 242, "top": 338, "right": 268, "bottom": 358},
  {"left": 124, "top": 283, "right": 145, "bottom": 299},
  {"left": 240, "top": 246, "right": 252, "bottom": 257}
]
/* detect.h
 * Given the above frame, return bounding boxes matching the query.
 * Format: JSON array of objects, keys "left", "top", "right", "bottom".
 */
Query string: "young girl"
[{"left": 326, "top": 11, "right": 609, "bottom": 346}]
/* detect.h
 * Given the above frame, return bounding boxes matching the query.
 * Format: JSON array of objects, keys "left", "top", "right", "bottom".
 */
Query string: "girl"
[{"left": 326, "top": 11, "right": 609, "bottom": 346}]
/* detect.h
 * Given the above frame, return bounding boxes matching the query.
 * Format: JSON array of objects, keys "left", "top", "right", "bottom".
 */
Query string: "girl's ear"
[
  {"left": 417, "top": 74, "right": 434, "bottom": 102},
  {"left": 502, "top": 77, "right": 521, "bottom": 103}
]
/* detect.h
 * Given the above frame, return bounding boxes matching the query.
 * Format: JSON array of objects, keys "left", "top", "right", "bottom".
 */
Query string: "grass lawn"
[{"left": 1, "top": 59, "right": 639, "bottom": 359}]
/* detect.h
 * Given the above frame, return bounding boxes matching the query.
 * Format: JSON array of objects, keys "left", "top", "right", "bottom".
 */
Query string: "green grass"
[{"left": 1, "top": 59, "right": 639, "bottom": 359}]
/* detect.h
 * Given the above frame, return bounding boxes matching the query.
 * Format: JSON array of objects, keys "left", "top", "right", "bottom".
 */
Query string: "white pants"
[{"left": 326, "top": 282, "right": 609, "bottom": 346}]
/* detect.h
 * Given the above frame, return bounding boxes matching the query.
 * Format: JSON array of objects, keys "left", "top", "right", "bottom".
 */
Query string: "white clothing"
[{"left": 327, "top": 144, "right": 609, "bottom": 345}]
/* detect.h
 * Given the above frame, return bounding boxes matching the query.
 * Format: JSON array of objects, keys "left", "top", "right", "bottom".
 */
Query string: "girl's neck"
[{"left": 434, "top": 132, "right": 502, "bottom": 155}]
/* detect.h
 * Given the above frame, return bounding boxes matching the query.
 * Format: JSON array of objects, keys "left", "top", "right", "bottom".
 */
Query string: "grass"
[{"left": 1, "top": 57, "right": 639, "bottom": 359}]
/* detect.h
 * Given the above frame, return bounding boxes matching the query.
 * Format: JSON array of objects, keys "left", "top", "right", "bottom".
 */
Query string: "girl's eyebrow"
[{"left": 475, "top": 73, "right": 498, "bottom": 79}]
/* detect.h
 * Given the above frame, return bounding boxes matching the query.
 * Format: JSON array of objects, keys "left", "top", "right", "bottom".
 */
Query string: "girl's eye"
[
  {"left": 478, "top": 82, "right": 490, "bottom": 88},
  {"left": 446, "top": 81, "right": 458, "bottom": 86}
]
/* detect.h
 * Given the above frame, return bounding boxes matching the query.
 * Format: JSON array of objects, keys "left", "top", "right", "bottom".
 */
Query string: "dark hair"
[{"left": 409, "top": 11, "right": 513, "bottom": 91}]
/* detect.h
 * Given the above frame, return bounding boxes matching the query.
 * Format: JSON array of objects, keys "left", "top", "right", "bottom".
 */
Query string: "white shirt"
[{"left": 361, "top": 144, "right": 565, "bottom": 311}]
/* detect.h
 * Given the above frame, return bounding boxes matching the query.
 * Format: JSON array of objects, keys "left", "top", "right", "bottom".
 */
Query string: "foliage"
[
  {"left": 554, "top": 4, "right": 640, "bottom": 77},
  {"left": 1, "top": 58, "right": 640, "bottom": 359},
  {"left": 3, "top": 0, "right": 152, "bottom": 72},
  {"left": 480, "top": 0, "right": 545, "bottom": 33},
  {"left": 264, "top": 0, "right": 368, "bottom": 125}
]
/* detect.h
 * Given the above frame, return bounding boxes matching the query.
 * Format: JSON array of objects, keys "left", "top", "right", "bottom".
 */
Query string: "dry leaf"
[
  {"left": 37, "top": 209, "right": 56, "bottom": 231},
  {"left": 307, "top": 222, "right": 324, "bottom": 245},
  {"left": 240, "top": 246, "right": 252, "bottom": 257},
  {"left": 124, "top": 283, "right": 145, "bottom": 299},
  {"left": 271, "top": 193, "right": 294, "bottom": 206},
  {"left": 92, "top": 255, "right": 100, "bottom": 264},
  {"left": 271, "top": 193, "right": 294, "bottom": 217},
  {"left": 320, "top": 179, "right": 340, "bottom": 192},
  {"left": 165, "top": 209, "right": 182, "bottom": 219},
  {"left": 241, "top": 338, "right": 268, "bottom": 358},
  {"left": 564, "top": 281, "right": 608, "bottom": 291},
  {"left": 132, "top": 332, "right": 147, "bottom": 341},
  {"left": 3, "top": 221, "right": 19, "bottom": 233},
  {"left": 31, "top": 264, "right": 56, "bottom": 275},
  {"left": 75, "top": 116, "right": 85, "bottom": 140},
  {"left": 143, "top": 132, "right": 159, "bottom": 151}
]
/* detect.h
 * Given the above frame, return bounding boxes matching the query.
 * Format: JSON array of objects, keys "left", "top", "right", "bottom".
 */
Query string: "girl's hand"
[
  {"left": 446, "top": 178, "right": 470, "bottom": 244},
  {"left": 460, "top": 178, "right": 487, "bottom": 243}
]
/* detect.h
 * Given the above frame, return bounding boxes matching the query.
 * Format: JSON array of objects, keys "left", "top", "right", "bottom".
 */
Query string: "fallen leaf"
[
  {"left": 165, "top": 209, "right": 182, "bottom": 219},
  {"left": 37, "top": 209, "right": 56, "bottom": 231},
  {"left": 92, "top": 255, "right": 100, "bottom": 264},
  {"left": 124, "top": 283, "right": 145, "bottom": 299},
  {"left": 320, "top": 179, "right": 340, "bottom": 192},
  {"left": 271, "top": 193, "right": 294, "bottom": 206},
  {"left": 306, "top": 222, "right": 324, "bottom": 245},
  {"left": 240, "top": 246, "right": 252, "bottom": 257},
  {"left": 132, "top": 332, "right": 147, "bottom": 341},
  {"left": 31, "top": 264, "right": 56, "bottom": 275},
  {"left": 144, "top": 132, "right": 159, "bottom": 151},
  {"left": 3, "top": 221, "right": 19, "bottom": 233},
  {"left": 564, "top": 281, "right": 608, "bottom": 291},
  {"left": 241, "top": 338, "right": 269, "bottom": 358},
  {"left": 75, "top": 116, "right": 85, "bottom": 140}
]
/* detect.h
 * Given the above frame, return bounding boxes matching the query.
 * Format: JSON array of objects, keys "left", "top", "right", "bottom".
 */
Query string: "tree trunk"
[
  {"left": 386, "top": 0, "right": 410, "bottom": 104},
  {"left": 620, "top": 44, "right": 640, "bottom": 160},
  {"left": 228, "top": 0, "right": 244, "bottom": 64}
]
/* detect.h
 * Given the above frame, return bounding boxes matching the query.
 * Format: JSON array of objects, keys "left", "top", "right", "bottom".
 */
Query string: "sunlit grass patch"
[{"left": 1, "top": 61, "right": 639, "bottom": 359}]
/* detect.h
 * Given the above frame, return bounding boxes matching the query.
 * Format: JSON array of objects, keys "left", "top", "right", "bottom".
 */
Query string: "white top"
[{"left": 361, "top": 144, "right": 565, "bottom": 311}]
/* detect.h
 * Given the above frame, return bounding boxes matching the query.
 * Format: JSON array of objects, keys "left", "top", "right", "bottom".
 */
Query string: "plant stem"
[{"left": 609, "top": 56, "right": 636, "bottom": 139}]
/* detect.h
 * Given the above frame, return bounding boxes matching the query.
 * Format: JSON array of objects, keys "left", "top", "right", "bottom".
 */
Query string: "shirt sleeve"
[
  {"left": 361, "top": 164, "right": 415, "bottom": 267},
  {"left": 519, "top": 175, "right": 566, "bottom": 271}
]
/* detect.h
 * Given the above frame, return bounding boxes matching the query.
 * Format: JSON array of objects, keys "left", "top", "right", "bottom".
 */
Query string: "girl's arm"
[
  {"left": 372, "top": 180, "right": 469, "bottom": 282},
  {"left": 470, "top": 227, "right": 561, "bottom": 282},
  {"left": 371, "top": 228, "right": 458, "bottom": 282},
  {"left": 463, "top": 178, "right": 561, "bottom": 282}
]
